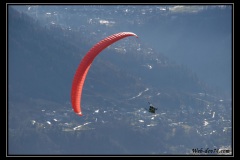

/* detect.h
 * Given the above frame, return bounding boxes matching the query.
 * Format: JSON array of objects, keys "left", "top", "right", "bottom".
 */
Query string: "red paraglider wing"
[{"left": 71, "top": 32, "right": 138, "bottom": 116}]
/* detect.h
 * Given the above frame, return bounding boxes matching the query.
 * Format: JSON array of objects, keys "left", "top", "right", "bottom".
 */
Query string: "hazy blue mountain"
[
  {"left": 8, "top": 6, "right": 232, "bottom": 155},
  {"left": 11, "top": 5, "right": 232, "bottom": 95}
]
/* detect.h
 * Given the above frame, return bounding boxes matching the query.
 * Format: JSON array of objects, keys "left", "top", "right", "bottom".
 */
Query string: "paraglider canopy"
[{"left": 71, "top": 32, "right": 138, "bottom": 116}]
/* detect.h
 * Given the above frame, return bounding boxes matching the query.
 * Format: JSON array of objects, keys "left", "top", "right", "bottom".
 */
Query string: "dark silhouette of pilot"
[{"left": 149, "top": 105, "right": 157, "bottom": 113}]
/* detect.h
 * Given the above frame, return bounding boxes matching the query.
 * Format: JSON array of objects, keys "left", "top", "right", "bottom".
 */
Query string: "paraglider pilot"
[{"left": 148, "top": 102, "right": 157, "bottom": 113}]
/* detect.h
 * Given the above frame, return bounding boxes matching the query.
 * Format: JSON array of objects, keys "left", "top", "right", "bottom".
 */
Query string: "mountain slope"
[{"left": 8, "top": 7, "right": 232, "bottom": 155}]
